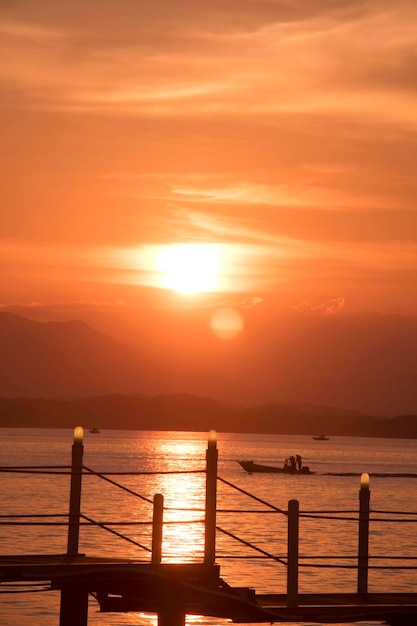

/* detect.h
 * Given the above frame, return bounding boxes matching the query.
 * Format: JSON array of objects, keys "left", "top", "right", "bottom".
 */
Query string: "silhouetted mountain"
[
  {"left": 0, "top": 394, "right": 416, "bottom": 438},
  {"left": 0, "top": 394, "right": 227, "bottom": 431},
  {"left": 213, "top": 312, "right": 417, "bottom": 417},
  {"left": 1, "top": 309, "right": 417, "bottom": 416},
  {"left": 0, "top": 312, "right": 258, "bottom": 404}
]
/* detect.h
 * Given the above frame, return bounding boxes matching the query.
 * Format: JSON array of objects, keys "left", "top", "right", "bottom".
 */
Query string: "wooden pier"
[
  {"left": 2, "top": 428, "right": 417, "bottom": 625},
  {"left": 2, "top": 554, "right": 417, "bottom": 624}
]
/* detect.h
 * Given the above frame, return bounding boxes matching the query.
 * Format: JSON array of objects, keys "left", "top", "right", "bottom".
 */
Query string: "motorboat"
[
  {"left": 89, "top": 428, "right": 100, "bottom": 434},
  {"left": 238, "top": 460, "right": 314, "bottom": 474},
  {"left": 313, "top": 434, "right": 329, "bottom": 441}
]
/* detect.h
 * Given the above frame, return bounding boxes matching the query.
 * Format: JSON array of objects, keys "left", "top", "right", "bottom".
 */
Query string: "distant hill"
[
  {"left": 1, "top": 309, "right": 417, "bottom": 417},
  {"left": 0, "top": 312, "right": 259, "bottom": 404},
  {"left": 0, "top": 394, "right": 416, "bottom": 438}
]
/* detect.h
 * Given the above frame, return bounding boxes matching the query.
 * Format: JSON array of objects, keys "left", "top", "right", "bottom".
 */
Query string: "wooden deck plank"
[{"left": 0, "top": 554, "right": 220, "bottom": 586}]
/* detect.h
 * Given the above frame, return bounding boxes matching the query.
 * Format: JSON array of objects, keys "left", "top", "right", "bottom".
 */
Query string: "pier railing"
[
  {"left": 215, "top": 468, "right": 417, "bottom": 606},
  {"left": 2, "top": 427, "right": 417, "bottom": 610}
]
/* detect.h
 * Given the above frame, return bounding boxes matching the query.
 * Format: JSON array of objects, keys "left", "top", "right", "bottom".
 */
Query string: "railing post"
[
  {"left": 60, "top": 427, "right": 88, "bottom": 626},
  {"left": 357, "top": 472, "right": 370, "bottom": 594},
  {"left": 158, "top": 600, "right": 185, "bottom": 625},
  {"left": 204, "top": 430, "right": 218, "bottom": 565},
  {"left": 287, "top": 499, "right": 299, "bottom": 608},
  {"left": 59, "top": 586, "right": 89, "bottom": 626},
  {"left": 67, "top": 426, "right": 84, "bottom": 556},
  {"left": 152, "top": 493, "right": 164, "bottom": 563}
]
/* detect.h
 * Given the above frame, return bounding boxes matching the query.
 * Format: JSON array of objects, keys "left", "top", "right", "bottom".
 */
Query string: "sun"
[{"left": 158, "top": 243, "right": 220, "bottom": 294}]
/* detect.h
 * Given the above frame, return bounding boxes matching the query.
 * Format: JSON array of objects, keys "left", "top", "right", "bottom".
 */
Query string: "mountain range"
[
  {"left": 0, "top": 312, "right": 255, "bottom": 403},
  {"left": 1, "top": 394, "right": 417, "bottom": 438},
  {"left": 0, "top": 310, "right": 416, "bottom": 421}
]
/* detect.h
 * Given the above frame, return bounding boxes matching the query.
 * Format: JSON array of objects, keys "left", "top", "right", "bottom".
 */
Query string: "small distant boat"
[
  {"left": 89, "top": 428, "right": 100, "bottom": 434},
  {"left": 237, "top": 460, "right": 314, "bottom": 474},
  {"left": 313, "top": 434, "right": 329, "bottom": 441}
]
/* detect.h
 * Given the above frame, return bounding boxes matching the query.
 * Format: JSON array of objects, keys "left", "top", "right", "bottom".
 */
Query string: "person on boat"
[
  {"left": 290, "top": 456, "right": 296, "bottom": 471},
  {"left": 296, "top": 455, "right": 302, "bottom": 471}
]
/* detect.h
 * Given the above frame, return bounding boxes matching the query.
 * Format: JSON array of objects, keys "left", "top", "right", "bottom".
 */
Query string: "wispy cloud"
[
  {"left": 1, "top": 2, "right": 416, "bottom": 127},
  {"left": 294, "top": 298, "right": 346, "bottom": 315},
  {"left": 171, "top": 181, "right": 382, "bottom": 210}
]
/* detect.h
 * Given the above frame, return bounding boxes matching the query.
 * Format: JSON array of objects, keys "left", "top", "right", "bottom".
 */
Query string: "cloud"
[
  {"left": 294, "top": 297, "right": 346, "bottom": 315},
  {"left": 171, "top": 179, "right": 388, "bottom": 211},
  {"left": 0, "top": 301, "right": 126, "bottom": 314},
  {"left": 239, "top": 297, "right": 263, "bottom": 308},
  {"left": 1, "top": 1, "right": 416, "bottom": 127},
  {"left": 0, "top": 20, "right": 64, "bottom": 40}
]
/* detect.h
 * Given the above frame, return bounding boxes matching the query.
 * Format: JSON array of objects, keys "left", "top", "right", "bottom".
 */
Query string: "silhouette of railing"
[{"left": 2, "top": 428, "right": 417, "bottom": 620}]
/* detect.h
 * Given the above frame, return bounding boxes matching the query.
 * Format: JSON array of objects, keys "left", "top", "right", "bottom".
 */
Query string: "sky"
[{"left": 1, "top": 0, "right": 417, "bottom": 326}]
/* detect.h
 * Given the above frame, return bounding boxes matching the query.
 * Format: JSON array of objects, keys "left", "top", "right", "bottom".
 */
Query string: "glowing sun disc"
[{"left": 158, "top": 243, "right": 220, "bottom": 294}]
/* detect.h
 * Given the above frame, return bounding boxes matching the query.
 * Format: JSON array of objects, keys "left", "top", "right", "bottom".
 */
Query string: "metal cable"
[
  {"left": 80, "top": 514, "right": 151, "bottom": 553},
  {"left": 216, "top": 525, "right": 287, "bottom": 566},
  {"left": 217, "top": 476, "right": 287, "bottom": 514},
  {"left": 83, "top": 465, "right": 153, "bottom": 504}
]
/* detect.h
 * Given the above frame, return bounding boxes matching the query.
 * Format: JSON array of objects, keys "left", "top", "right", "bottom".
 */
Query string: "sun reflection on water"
[{"left": 147, "top": 436, "right": 207, "bottom": 563}]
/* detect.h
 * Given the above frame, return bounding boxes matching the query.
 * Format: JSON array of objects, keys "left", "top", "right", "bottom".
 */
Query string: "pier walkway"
[
  {"left": 2, "top": 554, "right": 417, "bottom": 625},
  {"left": 2, "top": 428, "right": 417, "bottom": 625}
]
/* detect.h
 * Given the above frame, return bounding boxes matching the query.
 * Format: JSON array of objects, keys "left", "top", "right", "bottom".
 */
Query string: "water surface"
[{"left": 1, "top": 429, "right": 417, "bottom": 625}]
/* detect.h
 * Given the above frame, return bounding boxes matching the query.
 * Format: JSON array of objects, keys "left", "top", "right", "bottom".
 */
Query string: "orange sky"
[{"left": 1, "top": 1, "right": 417, "bottom": 318}]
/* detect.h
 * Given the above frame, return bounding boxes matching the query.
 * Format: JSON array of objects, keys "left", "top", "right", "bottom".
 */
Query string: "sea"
[{"left": 1, "top": 428, "right": 417, "bottom": 625}]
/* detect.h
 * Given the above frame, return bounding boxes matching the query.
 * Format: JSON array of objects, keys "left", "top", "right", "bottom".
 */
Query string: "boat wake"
[{"left": 322, "top": 472, "right": 417, "bottom": 478}]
